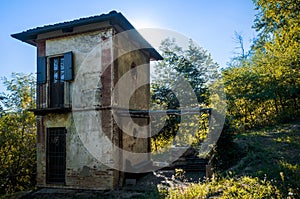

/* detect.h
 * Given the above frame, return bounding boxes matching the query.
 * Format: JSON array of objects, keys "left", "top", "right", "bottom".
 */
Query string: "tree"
[
  {"left": 223, "top": 0, "right": 300, "bottom": 129},
  {"left": 253, "top": 0, "right": 300, "bottom": 49},
  {"left": 151, "top": 38, "right": 219, "bottom": 150},
  {"left": 152, "top": 38, "right": 219, "bottom": 108},
  {"left": 0, "top": 73, "right": 36, "bottom": 195},
  {"left": 253, "top": 0, "right": 300, "bottom": 118},
  {"left": 0, "top": 96, "right": 4, "bottom": 115}
]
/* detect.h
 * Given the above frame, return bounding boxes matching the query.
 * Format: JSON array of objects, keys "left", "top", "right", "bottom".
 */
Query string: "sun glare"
[{"left": 132, "top": 19, "right": 161, "bottom": 29}]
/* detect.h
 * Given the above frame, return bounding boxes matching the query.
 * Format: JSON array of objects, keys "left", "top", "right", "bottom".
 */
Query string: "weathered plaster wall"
[
  {"left": 113, "top": 44, "right": 151, "bottom": 168},
  {"left": 36, "top": 28, "right": 117, "bottom": 189},
  {"left": 36, "top": 27, "right": 152, "bottom": 189},
  {"left": 46, "top": 29, "right": 113, "bottom": 107}
]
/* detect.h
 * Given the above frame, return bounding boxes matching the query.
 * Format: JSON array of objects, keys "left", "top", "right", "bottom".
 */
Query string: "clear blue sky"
[{"left": 0, "top": 0, "right": 257, "bottom": 92}]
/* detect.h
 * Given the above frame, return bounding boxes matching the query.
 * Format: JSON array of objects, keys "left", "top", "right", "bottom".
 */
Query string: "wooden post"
[{"left": 206, "top": 164, "right": 213, "bottom": 179}]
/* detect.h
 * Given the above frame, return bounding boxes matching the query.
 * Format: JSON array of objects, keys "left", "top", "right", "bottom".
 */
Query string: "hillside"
[{"left": 165, "top": 119, "right": 300, "bottom": 198}]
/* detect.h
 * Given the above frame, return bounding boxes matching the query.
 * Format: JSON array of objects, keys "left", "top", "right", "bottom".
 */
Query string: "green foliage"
[
  {"left": 151, "top": 38, "right": 219, "bottom": 151},
  {"left": 165, "top": 176, "right": 280, "bottom": 199},
  {"left": 253, "top": 0, "right": 300, "bottom": 49},
  {"left": 1, "top": 73, "right": 36, "bottom": 111},
  {"left": 211, "top": 117, "right": 245, "bottom": 171},
  {"left": 0, "top": 73, "right": 36, "bottom": 195},
  {"left": 152, "top": 38, "right": 219, "bottom": 108},
  {"left": 224, "top": 0, "right": 300, "bottom": 129}
]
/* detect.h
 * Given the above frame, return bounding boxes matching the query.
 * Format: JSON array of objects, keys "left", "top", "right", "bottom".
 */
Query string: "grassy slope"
[
  {"left": 165, "top": 120, "right": 300, "bottom": 198},
  {"left": 231, "top": 122, "right": 300, "bottom": 189}
]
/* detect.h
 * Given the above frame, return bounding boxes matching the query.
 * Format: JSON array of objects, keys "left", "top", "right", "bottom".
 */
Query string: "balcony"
[{"left": 30, "top": 81, "right": 71, "bottom": 115}]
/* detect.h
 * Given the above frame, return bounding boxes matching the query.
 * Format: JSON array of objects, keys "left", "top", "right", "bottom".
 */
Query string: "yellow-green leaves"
[{"left": 0, "top": 73, "right": 36, "bottom": 195}]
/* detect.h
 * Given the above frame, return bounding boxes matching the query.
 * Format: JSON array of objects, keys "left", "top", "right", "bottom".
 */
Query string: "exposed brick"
[{"left": 37, "top": 40, "right": 46, "bottom": 57}]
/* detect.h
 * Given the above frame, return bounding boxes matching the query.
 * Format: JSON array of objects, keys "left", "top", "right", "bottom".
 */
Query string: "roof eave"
[
  {"left": 11, "top": 33, "right": 37, "bottom": 46},
  {"left": 10, "top": 11, "right": 163, "bottom": 60}
]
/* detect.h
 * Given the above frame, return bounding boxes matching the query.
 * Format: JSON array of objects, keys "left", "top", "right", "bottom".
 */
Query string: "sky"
[{"left": 0, "top": 0, "right": 257, "bottom": 92}]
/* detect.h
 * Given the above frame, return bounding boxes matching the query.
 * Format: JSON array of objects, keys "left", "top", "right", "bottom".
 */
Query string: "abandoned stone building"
[{"left": 12, "top": 11, "right": 163, "bottom": 190}]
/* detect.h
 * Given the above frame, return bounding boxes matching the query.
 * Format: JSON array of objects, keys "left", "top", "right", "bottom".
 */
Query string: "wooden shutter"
[
  {"left": 37, "top": 57, "right": 46, "bottom": 84},
  {"left": 64, "top": 52, "right": 73, "bottom": 81}
]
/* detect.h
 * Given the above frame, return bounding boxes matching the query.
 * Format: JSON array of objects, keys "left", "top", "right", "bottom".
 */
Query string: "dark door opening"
[
  {"left": 50, "top": 57, "right": 65, "bottom": 108},
  {"left": 46, "top": 127, "right": 66, "bottom": 184}
]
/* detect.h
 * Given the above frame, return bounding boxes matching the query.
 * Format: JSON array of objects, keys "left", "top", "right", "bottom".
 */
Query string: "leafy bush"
[
  {"left": 165, "top": 176, "right": 281, "bottom": 199},
  {"left": 211, "top": 117, "right": 245, "bottom": 171},
  {"left": 0, "top": 73, "right": 36, "bottom": 195}
]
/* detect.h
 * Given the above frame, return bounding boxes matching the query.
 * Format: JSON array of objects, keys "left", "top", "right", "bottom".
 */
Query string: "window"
[
  {"left": 51, "top": 56, "right": 65, "bottom": 84},
  {"left": 37, "top": 52, "right": 73, "bottom": 84},
  {"left": 36, "top": 52, "right": 73, "bottom": 109},
  {"left": 46, "top": 127, "right": 66, "bottom": 184},
  {"left": 131, "top": 62, "right": 137, "bottom": 79},
  {"left": 50, "top": 56, "right": 65, "bottom": 108}
]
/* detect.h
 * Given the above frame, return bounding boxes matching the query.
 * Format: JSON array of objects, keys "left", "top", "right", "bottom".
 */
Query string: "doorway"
[{"left": 46, "top": 127, "right": 66, "bottom": 184}]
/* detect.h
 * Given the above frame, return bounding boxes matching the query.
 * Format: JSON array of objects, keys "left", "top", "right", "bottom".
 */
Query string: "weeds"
[{"left": 161, "top": 120, "right": 300, "bottom": 198}]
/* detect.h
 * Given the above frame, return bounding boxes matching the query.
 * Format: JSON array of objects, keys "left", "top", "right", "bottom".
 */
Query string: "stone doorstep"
[
  {"left": 33, "top": 188, "right": 75, "bottom": 194},
  {"left": 125, "top": 178, "right": 137, "bottom": 187},
  {"left": 29, "top": 188, "right": 113, "bottom": 198}
]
